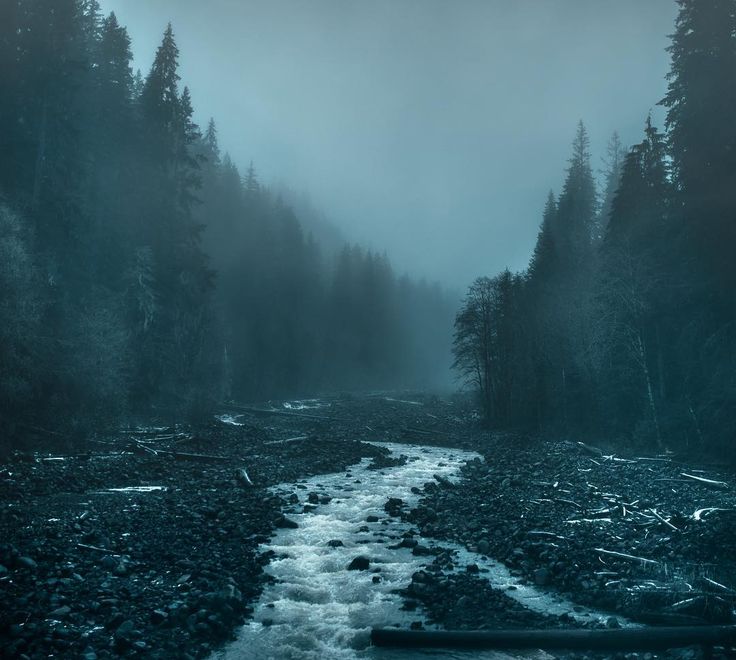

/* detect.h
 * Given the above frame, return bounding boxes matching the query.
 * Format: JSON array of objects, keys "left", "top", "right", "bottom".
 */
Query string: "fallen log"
[
  {"left": 264, "top": 435, "right": 309, "bottom": 446},
  {"left": 692, "top": 507, "right": 732, "bottom": 521},
  {"left": 155, "top": 450, "right": 230, "bottom": 463},
  {"left": 681, "top": 473, "right": 729, "bottom": 490},
  {"left": 594, "top": 548, "right": 659, "bottom": 565},
  {"left": 370, "top": 626, "right": 736, "bottom": 651},
  {"left": 699, "top": 577, "right": 735, "bottom": 594}
]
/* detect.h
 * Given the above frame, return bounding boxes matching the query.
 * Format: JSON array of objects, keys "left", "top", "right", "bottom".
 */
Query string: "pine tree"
[
  {"left": 204, "top": 118, "right": 220, "bottom": 166},
  {"left": 97, "top": 13, "right": 133, "bottom": 110},
  {"left": 527, "top": 191, "right": 557, "bottom": 286},
  {"left": 554, "top": 121, "right": 598, "bottom": 272},
  {"left": 140, "top": 23, "right": 181, "bottom": 164},
  {"left": 597, "top": 131, "right": 626, "bottom": 240},
  {"left": 244, "top": 161, "right": 260, "bottom": 197},
  {"left": 661, "top": 0, "right": 736, "bottom": 291}
]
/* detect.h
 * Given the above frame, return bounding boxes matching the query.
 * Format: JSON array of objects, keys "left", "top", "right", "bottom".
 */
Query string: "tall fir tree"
[
  {"left": 597, "top": 131, "right": 626, "bottom": 240},
  {"left": 661, "top": 0, "right": 736, "bottom": 297}
]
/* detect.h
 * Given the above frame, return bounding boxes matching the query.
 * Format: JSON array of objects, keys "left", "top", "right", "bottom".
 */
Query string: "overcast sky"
[{"left": 99, "top": 0, "right": 678, "bottom": 289}]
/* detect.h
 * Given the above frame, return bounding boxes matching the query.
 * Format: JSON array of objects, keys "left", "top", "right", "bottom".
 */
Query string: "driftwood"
[
  {"left": 594, "top": 548, "right": 659, "bottom": 565},
  {"left": 699, "top": 576, "right": 735, "bottom": 593},
  {"left": 226, "top": 403, "right": 339, "bottom": 422},
  {"left": 76, "top": 543, "right": 117, "bottom": 554},
  {"left": 370, "top": 626, "right": 736, "bottom": 651},
  {"left": 264, "top": 435, "right": 309, "bottom": 446},
  {"left": 235, "top": 468, "right": 254, "bottom": 487},
  {"left": 648, "top": 508, "right": 679, "bottom": 531},
  {"left": 157, "top": 450, "right": 229, "bottom": 463},
  {"left": 129, "top": 441, "right": 158, "bottom": 456},
  {"left": 680, "top": 472, "right": 729, "bottom": 490}
]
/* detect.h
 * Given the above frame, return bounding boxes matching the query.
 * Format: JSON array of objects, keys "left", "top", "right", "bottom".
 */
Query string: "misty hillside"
[{"left": 0, "top": 6, "right": 456, "bottom": 445}]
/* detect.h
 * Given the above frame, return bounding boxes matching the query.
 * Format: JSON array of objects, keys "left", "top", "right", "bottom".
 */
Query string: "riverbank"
[
  {"left": 0, "top": 407, "right": 386, "bottom": 659},
  {"left": 402, "top": 434, "right": 736, "bottom": 657}
]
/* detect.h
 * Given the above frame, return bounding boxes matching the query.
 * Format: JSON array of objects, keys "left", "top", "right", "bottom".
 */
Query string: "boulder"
[{"left": 347, "top": 556, "right": 370, "bottom": 571}]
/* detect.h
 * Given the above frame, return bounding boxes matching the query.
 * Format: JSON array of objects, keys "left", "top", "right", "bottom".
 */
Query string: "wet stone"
[{"left": 347, "top": 556, "right": 370, "bottom": 571}]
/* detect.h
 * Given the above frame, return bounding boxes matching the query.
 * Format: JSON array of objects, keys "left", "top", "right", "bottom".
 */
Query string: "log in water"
[{"left": 370, "top": 625, "right": 736, "bottom": 651}]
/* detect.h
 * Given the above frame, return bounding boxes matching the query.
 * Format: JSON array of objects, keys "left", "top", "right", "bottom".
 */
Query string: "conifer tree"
[
  {"left": 662, "top": 0, "right": 736, "bottom": 292},
  {"left": 597, "top": 131, "right": 626, "bottom": 240}
]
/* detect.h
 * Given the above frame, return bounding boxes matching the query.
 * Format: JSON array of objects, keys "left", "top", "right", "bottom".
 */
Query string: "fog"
[{"left": 98, "top": 0, "right": 677, "bottom": 289}]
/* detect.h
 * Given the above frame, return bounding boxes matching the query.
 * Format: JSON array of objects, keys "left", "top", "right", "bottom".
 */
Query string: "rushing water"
[{"left": 215, "top": 442, "right": 620, "bottom": 660}]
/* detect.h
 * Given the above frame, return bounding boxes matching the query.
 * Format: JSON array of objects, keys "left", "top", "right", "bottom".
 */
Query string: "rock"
[
  {"left": 384, "top": 498, "right": 405, "bottom": 516},
  {"left": 151, "top": 609, "right": 168, "bottom": 624},
  {"left": 366, "top": 515, "right": 379, "bottom": 523},
  {"left": 115, "top": 619, "right": 135, "bottom": 639},
  {"left": 466, "top": 563, "right": 480, "bottom": 573},
  {"left": 534, "top": 568, "right": 551, "bottom": 586},
  {"left": 477, "top": 539, "right": 490, "bottom": 555},
  {"left": 456, "top": 595, "right": 472, "bottom": 609},
  {"left": 274, "top": 515, "right": 298, "bottom": 529},
  {"left": 412, "top": 505, "right": 438, "bottom": 523},
  {"left": 411, "top": 545, "right": 432, "bottom": 556},
  {"left": 412, "top": 571, "right": 427, "bottom": 583},
  {"left": 48, "top": 606, "right": 71, "bottom": 618},
  {"left": 347, "top": 556, "right": 370, "bottom": 571},
  {"left": 307, "top": 492, "right": 320, "bottom": 504},
  {"left": 606, "top": 616, "right": 621, "bottom": 629},
  {"left": 16, "top": 556, "right": 37, "bottom": 570},
  {"left": 327, "top": 540, "right": 344, "bottom": 548},
  {"left": 372, "top": 576, "right": 381, "bottom": 583},
  {"left": 100, "top": 555, "right": 117, "bottom": 571}
]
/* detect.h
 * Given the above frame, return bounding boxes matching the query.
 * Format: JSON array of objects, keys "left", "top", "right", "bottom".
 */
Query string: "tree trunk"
[
  {"left": 637, "top": 333, "right": 662, "bottom": 449},
  {"left": 371, "top": 626, "right": 736, "bottom": 652}
]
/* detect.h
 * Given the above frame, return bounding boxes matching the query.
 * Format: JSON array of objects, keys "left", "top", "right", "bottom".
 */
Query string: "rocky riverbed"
[
  {"left": 400, "top": 435, "right": 736, "bottom": 658},
  {"left": 2, "top": 394, "right": 735, "bottom": 659},
  {"left": 0, "top": 407, "right": 385, "bottom": 659}
]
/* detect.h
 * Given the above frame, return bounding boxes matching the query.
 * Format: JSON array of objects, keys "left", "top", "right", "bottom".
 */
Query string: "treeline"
[
  {"left": 453, "top": 0, "right": 736, "bottom": 454},
  {"left": 0, "top": 0, "right": 454, "bottom": 443}
]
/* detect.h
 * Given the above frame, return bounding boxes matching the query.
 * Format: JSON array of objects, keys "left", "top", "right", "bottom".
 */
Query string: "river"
[{"left": 214, "top": 441, "right": 618, "bottom": 660}]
